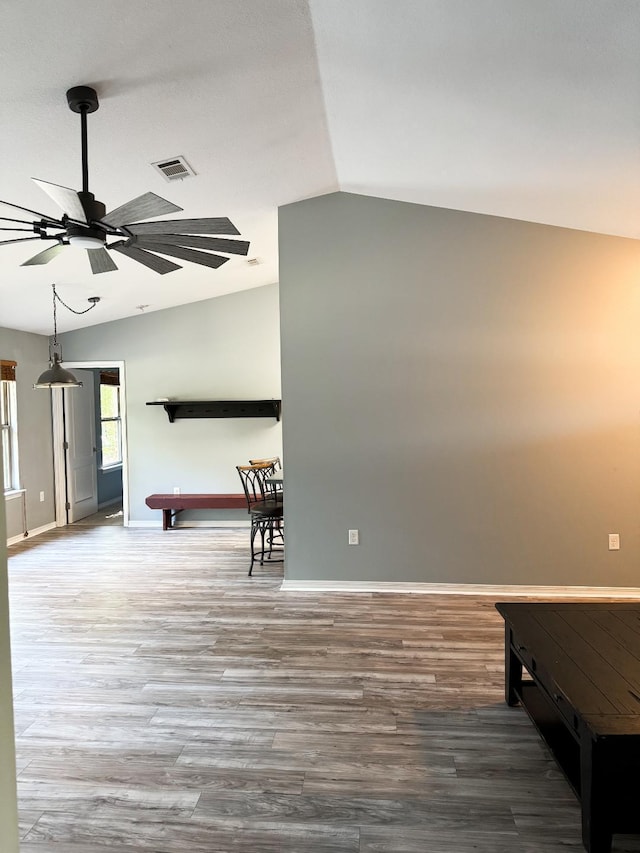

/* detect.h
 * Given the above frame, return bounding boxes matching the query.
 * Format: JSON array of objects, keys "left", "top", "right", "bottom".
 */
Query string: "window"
[
  {"left": 1, "top": 360, "right": 19, "bottom": 493},
  {"left": 99, "top": 374, "right": 122, "bottom": 468}
]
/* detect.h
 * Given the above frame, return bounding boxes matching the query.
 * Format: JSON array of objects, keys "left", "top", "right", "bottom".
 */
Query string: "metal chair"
[
  {"left": 249, "top": 456, "right": 281, "bottom": 470},
  {"left": 249, "top": 457, "right": 282, "bottom": 502},
  {"left": 236, "top": 464, "right": 284, "bottom": 576}
]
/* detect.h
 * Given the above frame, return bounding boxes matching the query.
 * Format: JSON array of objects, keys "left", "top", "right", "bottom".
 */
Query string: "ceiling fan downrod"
[
  {"left": 66, "top": 86, "right": 98, "bottom": 195},
  {"left": 65, "top": 86, "right": 106, "bottom": 235}
]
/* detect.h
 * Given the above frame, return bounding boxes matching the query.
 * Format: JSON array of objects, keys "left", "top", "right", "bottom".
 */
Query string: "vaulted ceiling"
[{"left": 2, "top": 0, "right": 639, "bottom": 334}]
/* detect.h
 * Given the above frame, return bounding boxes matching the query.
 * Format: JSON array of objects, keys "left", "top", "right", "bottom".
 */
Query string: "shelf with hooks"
[{"left": 146, "top": 399, "right": 281, "bottom": 423}]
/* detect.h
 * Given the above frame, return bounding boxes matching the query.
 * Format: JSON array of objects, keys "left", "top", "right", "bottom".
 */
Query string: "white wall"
[
  {"left": 279, "top": 192, "right": 640, "bottom": 586},
  {"left": 59, "top": 285, "right": 282, "bottom": 523}
]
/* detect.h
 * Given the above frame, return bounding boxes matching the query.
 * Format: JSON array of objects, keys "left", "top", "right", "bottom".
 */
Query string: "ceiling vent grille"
[{"left": 151, "top": 156, "right": 195, "bottom": 182}]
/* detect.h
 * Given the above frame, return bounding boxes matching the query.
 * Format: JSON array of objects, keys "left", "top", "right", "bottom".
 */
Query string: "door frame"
[{"left": 52, "top": 360, "right": 130, "bottom": 527}]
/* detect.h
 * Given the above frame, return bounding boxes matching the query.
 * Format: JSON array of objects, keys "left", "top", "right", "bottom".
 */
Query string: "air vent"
[
  {"left": 247, "top": 257, "right": 261, "bottom": 266},
  {"left": 151, "top": 156, "right": 195, "bottom": 182}
]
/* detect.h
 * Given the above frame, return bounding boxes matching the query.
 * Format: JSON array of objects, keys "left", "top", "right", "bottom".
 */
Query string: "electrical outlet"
[
  {"left": 39, "top": 491, "right": 45, "bottom": 502},
  {"left": 173, "top": 486, "right": 180, "bottom": 495},
  {"left": 608, "top": 533, "right": 620, "bottom": 551},
  {"left": 348, "top": 529, "right": 359, "bottom": 545}
]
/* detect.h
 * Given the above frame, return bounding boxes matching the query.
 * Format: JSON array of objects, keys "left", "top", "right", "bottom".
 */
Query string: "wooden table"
[{"left": 496, "top": 602, "right": 640, "bottom": 853}]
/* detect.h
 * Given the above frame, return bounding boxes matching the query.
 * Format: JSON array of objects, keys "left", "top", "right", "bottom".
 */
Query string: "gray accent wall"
[
  {"left": 279, "top": 192, "right": 640, "bottom": 586},
  {"left": 0, "top": 326, "right": 56, "bottom": 538},
  {"left": 60, "top": 286, "right": 282, "bottom": 523},
  {"left": 0, "top": 327, "right": 51, "bottom": 849}
]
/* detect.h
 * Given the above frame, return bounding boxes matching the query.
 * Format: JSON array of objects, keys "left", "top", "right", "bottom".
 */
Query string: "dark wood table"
[{"left": 496, "top": 602, "right": 640, "bottom": 853}]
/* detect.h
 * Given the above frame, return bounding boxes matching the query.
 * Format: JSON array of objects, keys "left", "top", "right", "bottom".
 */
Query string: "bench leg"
[
  {"left": 162, "top": 509, "right": 171, "bottom": 531},
  {"left": 505, "top": 625, "right": 523, "bottom": 706},
  {"left": 580, "top": 738, "right": 612, "bottom": 853}
]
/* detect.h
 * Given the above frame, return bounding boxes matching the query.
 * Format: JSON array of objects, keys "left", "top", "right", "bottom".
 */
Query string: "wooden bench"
[{"left": 145, "top": 493, "right": 247, "bottom": 530}]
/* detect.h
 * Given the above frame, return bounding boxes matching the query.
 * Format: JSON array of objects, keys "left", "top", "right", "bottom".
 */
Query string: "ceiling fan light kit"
[{"left": 1, "top": 86, "right": 249, "bottom": 276}]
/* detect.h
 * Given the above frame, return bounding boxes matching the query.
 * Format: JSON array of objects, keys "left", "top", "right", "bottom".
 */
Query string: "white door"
[{"left": 64, "top": 370, "right": 98, "bottom": 522}]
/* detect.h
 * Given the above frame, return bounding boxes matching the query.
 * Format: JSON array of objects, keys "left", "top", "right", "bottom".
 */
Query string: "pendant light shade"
[{"left": 34, "top": 352, "right": 82, "bottom": 389}]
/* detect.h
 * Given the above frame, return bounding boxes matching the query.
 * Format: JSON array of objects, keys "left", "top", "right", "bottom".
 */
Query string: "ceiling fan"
[{"left": 0, "top": 86, "right": 249, "bottom": 275}]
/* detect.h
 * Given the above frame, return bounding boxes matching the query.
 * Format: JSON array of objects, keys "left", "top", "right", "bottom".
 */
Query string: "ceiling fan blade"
[
  {"left": 88, "top": 247, "right": 118, "bottom": 274},
  {"left": 127, "top": 217, "right": 240, "bottom": 236},
  {"left": 21, "top": 243, "right": 66, "bottom": 266},
  {"left": 137, "top": 242, "right": 229, "bottom": 269},
  {"left": 32, "top": 179, "right": 87, "bottom": 223},
  {"left": 135, "top": 234, "right": 250, "bottom": 255},
  {"left": 0, "top": 197, "right": 62, "bottom": 224},
  {"left": 1, "top": 216, "right": 42, "bottom": 226},
  {"left": 1, "top": 227, "right": 37, "bottom": 233},
  {"left": 103, "top": 193, "right": 182, "bottom": 228},
  {"left": 110, "top": 243, "right": 182, "bottom": 275},
  {"left": 0, "top": 236, "right": 54, "bottom": 246}
]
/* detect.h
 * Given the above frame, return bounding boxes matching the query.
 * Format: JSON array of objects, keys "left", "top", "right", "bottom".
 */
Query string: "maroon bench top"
[{"left": 145, "top": 493, "right": 247, "bottom": 529}]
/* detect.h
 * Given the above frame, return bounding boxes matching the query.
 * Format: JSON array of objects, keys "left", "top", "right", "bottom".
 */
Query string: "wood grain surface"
[{"left": 8, "top": 511, "right": 640, "bottom": 852}]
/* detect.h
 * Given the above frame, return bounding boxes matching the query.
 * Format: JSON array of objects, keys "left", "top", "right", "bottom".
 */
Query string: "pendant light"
[{"left": 34, "top": 284, "right": 100, "bottom": 389}]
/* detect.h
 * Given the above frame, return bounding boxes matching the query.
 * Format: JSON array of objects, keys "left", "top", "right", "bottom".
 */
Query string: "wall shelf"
[{"left": 146, "top": 399, "right": 281, "bottom": 423}]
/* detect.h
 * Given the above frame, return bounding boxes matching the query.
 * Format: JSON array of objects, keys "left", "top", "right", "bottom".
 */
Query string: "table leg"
[
  {"left": 504, "top": 624, "right": 523, "bottom": 706},
  {"left": 580, "top": 737, "right": 612, "bottom": 853}
]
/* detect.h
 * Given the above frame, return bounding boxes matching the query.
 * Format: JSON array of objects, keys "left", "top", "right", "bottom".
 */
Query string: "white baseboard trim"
[
  {"left": 7, "top": 521, "right": 57, "bottom": 547},
  {"left": 279, "top": 580, "right": 640, "bottom": 599},
  {"left": 129, "top": 520, "right": 250, "bottom": 529}
]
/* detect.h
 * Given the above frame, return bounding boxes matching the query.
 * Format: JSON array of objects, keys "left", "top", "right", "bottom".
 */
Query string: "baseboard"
[
  {"left": 129, "top": 520, "right": 250, "bottom": 529},
  {"left": 7, "top": 521, "right": 57, "bottom": 547},
  {"left": 279, "top": 579, "right": 640, "bottom": 599}
]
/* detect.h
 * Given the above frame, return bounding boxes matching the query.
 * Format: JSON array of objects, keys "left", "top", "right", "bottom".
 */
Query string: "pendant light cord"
[
  {"left": 50, "top": 283, "right": 99, "bottom": 351},
  {"left": 51, "top": 283, "right": 99, "bottom": 345},
  {"left": 52, "top": 284, "right": 58, "bottom": 347}
]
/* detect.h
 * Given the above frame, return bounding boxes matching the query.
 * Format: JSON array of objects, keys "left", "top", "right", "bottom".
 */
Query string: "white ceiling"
[{"left": 1, "top": 0, "right": 639, "bottom": 334}]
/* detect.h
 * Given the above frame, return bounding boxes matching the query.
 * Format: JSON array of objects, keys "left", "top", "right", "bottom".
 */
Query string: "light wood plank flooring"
[{"left": 7, "top": 517, "right": 640, "bottom": 852}]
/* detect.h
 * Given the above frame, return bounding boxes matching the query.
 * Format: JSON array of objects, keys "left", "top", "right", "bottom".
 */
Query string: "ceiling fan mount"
[
  {"left": 66, "top": 85, "right": 99, "bottom": 114},
  {"left": 0, "top": 85, "right": 249, "bottom": 275}
]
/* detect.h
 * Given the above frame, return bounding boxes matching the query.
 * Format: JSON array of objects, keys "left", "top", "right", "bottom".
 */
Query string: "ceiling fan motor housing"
[
  {"left": 65, "top": 191, "right": 107, "bottom": 247},
  {"left": 77, "top": 192, "right": 106, "bottom": 222}
]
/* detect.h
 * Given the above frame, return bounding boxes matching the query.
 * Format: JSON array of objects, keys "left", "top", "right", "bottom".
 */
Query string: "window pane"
[
  {"left": 0, "top": 383, "right": 8, "bottom": 426},
  {"left": 101, "top": 420, "right": 121, "bottom": 467},
  {"left": 100, "top": 385, "right": 119, "bottom": 419},
  {"left": 1, "top": 380, "right": 18, "bottom": 492},
  {"left": 2, "top": 427, "right": 11, "bottom": 490}
]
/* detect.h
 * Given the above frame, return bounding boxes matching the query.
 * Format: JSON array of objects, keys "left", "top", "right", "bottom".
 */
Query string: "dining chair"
[
  {"left": 249, "top": 456, "right": 281, "bottom": 471},
  {"left": 249, "top": 456, "right": 282, "bottom": 502},
  {"left": 236, "top": 463, "right": 284, "bottom": 576}
]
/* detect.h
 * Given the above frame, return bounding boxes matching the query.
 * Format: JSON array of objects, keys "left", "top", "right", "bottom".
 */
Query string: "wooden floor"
[{"left": 7, "top": 513, "right": 640, "bottom": 852}]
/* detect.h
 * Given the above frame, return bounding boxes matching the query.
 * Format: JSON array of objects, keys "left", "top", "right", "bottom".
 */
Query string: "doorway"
[{"left": 51, "top": 360, "right": 129, "bottom": 527}]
